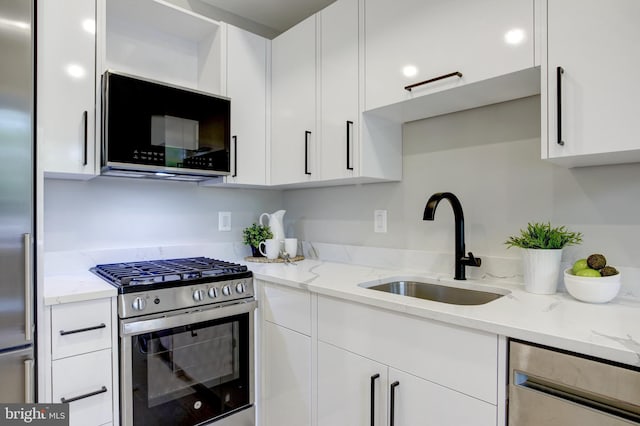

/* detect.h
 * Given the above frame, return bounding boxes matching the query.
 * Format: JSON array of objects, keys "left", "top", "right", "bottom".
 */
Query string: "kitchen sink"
[{"left": 359, "top": 279, "right": 507, "bottom": 305}]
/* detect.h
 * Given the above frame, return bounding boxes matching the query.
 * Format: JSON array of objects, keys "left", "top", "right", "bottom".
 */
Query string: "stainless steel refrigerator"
[{"left": 0, "top": 0, "right": 35, "bottom": 403}]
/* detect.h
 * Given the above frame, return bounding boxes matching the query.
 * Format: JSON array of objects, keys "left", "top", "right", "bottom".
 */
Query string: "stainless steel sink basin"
[{"left": 361, "top": 279, "right": 506, "bottom": 305}]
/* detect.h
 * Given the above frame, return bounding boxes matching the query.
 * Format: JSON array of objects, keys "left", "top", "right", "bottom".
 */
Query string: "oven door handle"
[{"left": 121, "top": 300, "right": 257, "bottom": 336}]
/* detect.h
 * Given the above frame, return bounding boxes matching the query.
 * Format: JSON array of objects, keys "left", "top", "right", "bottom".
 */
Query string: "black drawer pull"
[
  {"left": 304, "top": 130, "right": 312, "bottom": 175},
  {"left": 61, "top": 386, "right": 107, "bottom": 404},
  {"left": 346, "top": 120, "right": 354, "bottom": 171},
  {"left": 390, "top": 381, "right": 400, "bottom": 426},
  {"left": 557, "top": 66, "right": 565, "bottom": 146},
  {"left": 82, "top": 110, "right": 88, "bottom": 166},
  {"left": 370, "top": 373, "right": 380, "bottom": 426},
  {"left": 59, "top": 323, "right": 106, "bottom": 336},
  {"left": 232, "top": 135, "right": 238, "bottom": 177},
  {"left": 404, "top": 71, "right": 462, "bottom": 91}
]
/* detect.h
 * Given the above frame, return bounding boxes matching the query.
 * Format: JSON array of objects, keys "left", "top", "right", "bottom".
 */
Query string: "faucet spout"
[{"left": 423, "top": 192, "right": 481, "bottom": 280}]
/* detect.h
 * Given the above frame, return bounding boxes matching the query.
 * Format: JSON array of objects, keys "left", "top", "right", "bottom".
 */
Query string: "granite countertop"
[
  {"left": 246, "top": 258, "right": 640, "bottom": 368},
  {"left": 44, "top": 272, "right": 117, "bottom": 306},
  {"left": 42, "top": 245, "right": 640, "bottom": 367}
]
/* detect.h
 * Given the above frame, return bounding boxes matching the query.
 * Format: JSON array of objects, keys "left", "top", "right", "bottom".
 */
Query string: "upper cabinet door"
[
  {"left": 271, "top": 15, "right": 317, "bottom": 185},
  {"left": 545, "top": 0, "right": 640, "bottom": 166},
  {"left": 319, "top": 0, "right": 360, "bottom": 181},
  {"left": 225, "top": 24, "right": 268, "bottom": 185},
  {"left": 364, "top": 0, "right": 534, "bottom": 111},
  {"left": 38, "top": 0, "right": 97, "bottom": 178}
]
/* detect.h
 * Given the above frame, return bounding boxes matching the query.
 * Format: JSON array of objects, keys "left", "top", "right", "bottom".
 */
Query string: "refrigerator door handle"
[
  {"left": 24, "top": 358, "right": 34, "bottom": 403},
  {"left": 24, "top": 233, "right": 33, "bottom": 342}
]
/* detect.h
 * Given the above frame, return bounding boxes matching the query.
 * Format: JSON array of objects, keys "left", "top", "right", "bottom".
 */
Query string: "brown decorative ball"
[
  {"left": 599, "top": 266, "right": 619, "bottom": 276},
  {"left": 587, "top": 254, "right": 606, "bottom": 270}
]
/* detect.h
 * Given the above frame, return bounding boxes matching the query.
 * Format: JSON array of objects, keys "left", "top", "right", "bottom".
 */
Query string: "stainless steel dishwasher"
[{"left": 508, "top": 340, "right": 640, "bottom": 425}]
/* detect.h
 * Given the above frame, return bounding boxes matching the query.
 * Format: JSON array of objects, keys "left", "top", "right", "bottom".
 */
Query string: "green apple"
[
  {"left": 572, "top": 259, "right": 589, "bottom": 274},
  {"left": 575, "top": 268, "right": 601, "bottom": 277}
]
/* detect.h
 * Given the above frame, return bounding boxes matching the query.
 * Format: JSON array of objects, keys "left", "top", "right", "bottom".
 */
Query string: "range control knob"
[
  {"left": 236, "top": 282, "right": 246, "bottom": 294},
  {"left": 193, "top": 289, "right": 206, "bottom": 302},
  {"left": 222, "top": 285, "right": 232, "bottom": 296},
  {"left": 132, "top": 297, "right": 146, "bottom": 311},
  {"left": 208, "top": 287, "right": 219, "bottom": 299}
]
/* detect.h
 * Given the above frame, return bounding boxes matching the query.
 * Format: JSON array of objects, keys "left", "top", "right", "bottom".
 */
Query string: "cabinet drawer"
[
  {"left": 51, "top": 298, "right": 112, "bottom": 359},
  {"left": 317, "top": 295, "right": 498, "bottom": 404},
  {"left": 52, "top": 349, "right": 113, "bottom": 426},
  {"left": 261, "top": 283, "right": 311, "bottom": 336}
]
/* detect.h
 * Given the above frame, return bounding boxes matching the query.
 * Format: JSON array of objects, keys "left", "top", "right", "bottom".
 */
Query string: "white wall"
[
  {"left": 282, "top": 96, "right": 640, "bottom": 269},
  {"left": 44, "top": 96, "right": 640, "bottom": 270},
  {"left": 43, "top": 177, "right": 283, "bottom": 252}
]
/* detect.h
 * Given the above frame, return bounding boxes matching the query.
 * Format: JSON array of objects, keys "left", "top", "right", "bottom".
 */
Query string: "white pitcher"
[{"left": 259, "top": 210, "right": 286, "bottom": 243}]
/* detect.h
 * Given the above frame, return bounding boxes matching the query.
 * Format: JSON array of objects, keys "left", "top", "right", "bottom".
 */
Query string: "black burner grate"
[{"left": 92, "top": 257, "right": 249, "bottom": 287}]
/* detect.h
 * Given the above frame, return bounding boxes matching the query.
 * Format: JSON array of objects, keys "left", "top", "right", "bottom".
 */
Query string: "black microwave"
[{"left": 101, "top": 71, "right": 230, "bottom": 181}]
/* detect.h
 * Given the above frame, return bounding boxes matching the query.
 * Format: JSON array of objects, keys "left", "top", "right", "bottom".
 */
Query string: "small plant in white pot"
[{"left": 505, "top": 222, "right": 583, "bottom": 294}]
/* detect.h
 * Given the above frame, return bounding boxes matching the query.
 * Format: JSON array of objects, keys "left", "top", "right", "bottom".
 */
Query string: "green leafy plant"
[
  {"left": 505, "top": 222, "right": 583, "bottom": 249},
  {"left": 242, "top": 223, "right": 273, "bottom": 248}
]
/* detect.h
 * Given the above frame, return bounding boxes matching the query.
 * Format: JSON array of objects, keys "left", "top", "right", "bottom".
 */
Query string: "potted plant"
[
  {"left": 243, "top": 223, "right": 273, "bottom": 257},
  {"left": 505, "top": 222, "right": 583, "bottom": 294}
]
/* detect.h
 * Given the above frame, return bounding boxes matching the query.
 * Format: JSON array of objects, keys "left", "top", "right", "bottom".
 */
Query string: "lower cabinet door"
[
  {"left": 388, "top": 368, "right": 496, "bottom": 426},
  {"left": 52, "top": 349, "right": 112, "bottom": 426},
  {"left": 318, "top": 341, "right": 388, "bottom": 426},
  {"left": 262, "top": 321, "right": 311, "bottom": 426}
]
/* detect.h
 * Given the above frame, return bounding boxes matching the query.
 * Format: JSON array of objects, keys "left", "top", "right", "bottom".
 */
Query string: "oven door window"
[{"left": 130, "top": 313, "right": 250, "bottom": 425}]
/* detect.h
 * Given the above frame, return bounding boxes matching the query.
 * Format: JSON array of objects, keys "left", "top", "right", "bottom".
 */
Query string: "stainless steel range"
[{"left": 92, "top": 257, "right": 255, "bottom": 426}]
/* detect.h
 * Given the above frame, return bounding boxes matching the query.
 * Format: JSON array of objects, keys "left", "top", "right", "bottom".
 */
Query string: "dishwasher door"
[{"left": 508, "top": 340, "right": 640, "bottom": 425}]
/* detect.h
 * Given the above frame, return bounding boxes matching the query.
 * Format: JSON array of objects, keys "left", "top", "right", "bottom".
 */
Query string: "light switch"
[
  {"left": 218, "top": 212, "right": 231, "bottom": 231},
  {"left": 374, "top": 210, "right": 387, "bottom": 233}
]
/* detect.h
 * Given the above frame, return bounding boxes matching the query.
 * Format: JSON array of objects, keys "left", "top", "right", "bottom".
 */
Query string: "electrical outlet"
[
  {"left": 374, "top": 210, "right": 387, "bottom": 233},
  {"left": 218, "top": 212, "right": 231, "bottom": 231}
]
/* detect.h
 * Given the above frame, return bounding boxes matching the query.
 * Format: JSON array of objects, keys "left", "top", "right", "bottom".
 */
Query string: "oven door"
[{"left": 120, "top": 301, "right": 256, "bottom": 426}]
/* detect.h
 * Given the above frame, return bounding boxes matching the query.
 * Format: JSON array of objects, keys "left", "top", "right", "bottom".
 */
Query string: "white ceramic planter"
[{"left": 522, "top": 248, "right": 563, "bottom": 294}]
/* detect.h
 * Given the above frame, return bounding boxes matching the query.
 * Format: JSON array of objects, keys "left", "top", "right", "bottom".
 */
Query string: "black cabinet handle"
[
  {"left": 304, "top": 131, "right": 312, "bottom": 175},
  {"left": 61, "top": 386, "right": 107, "bottom": 404},
  {"left": 232, "top": 135, "right": 238, "bottom": 177},
  {"left": 390, "top": 381, "right": 400, "bottom": 426},
  {"left": 556, "top": 66, "right": 565, "bottom": 146},
  {"left": 346, "top": 120, "right": 354, "bottom": 170},
  {"left": 404, "top": 71, "right": 462, "bottom": 92},
  {"left": 370, "top": 373, "right": 380, "bottom": 426},
  {"left": 82, "top": 110, "right": 88, "bottom": 166},
  {"left": 59, "top": 323, "right": 106, "bottom": 336}
]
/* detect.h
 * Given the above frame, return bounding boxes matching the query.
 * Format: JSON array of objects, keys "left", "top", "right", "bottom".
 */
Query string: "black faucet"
[{"left": 423, "top": 192, "right": 481, "bottom": 280}]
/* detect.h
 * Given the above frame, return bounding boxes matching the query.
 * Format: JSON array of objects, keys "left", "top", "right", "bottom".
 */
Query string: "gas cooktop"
[{"left": 91, "top": 256, "right": 252, "bottom": 293}]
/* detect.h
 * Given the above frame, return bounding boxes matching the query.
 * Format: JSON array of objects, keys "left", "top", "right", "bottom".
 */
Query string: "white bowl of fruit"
[{"left": 564, "top": 254, "right": 621, "bottom": 303}]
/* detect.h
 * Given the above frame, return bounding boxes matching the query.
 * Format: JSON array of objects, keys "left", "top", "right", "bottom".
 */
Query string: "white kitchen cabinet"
[
  {"left": 388, "top": 368, "right": 496, "bottom": 426},
  {"left": 261, "top": 283, "right": 312, "bottom": 335},
  {"left": 543, "top": 0, "right": 640, "bottom": 166},
  {"left": 364, "top": 0, "right": 536, "bottom": 115},
  {"left": 258, "top": 282, "right": 312, "bottom": 426},
  {"left": 272, "top": 0, "right": 402, "bottom": 187},
  {"left": 42, "top": 297, "right": 118, "bottom": 426},
  {"left": 262, "top": 321, "right": 312, "bottom": 426},
  {"left": 38, "top": 0, "right": 98, "bottom": 179},
  {"left": 317, "top": 295, "right": 499, "bottom": 424},
  {"left": 319, "top": 0, "right": 359, "bottom": 181},
  {"left": 318, "top": 341, "right": 496, "bottom": 426},
  {"left": 271, "top": 15, "right": 317, "bottom": 185},
  {"left": 52, "top": 349, "right": 113, "bottom": 426},
  {"left": 50, "top": 298, "right": 112, "bottom": 360},
  {"left": 223, "top": 24, "right": 269, "bottom": 185},
  {"left": 318, "top": 341, "right": 388, "bottom": 426},
  {"left": 101, "top": 0, "right": 223, "bottom": 93}
]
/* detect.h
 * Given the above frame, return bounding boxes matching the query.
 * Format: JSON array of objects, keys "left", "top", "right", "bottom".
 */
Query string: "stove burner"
[{"left": 92, "top": 257, "right": 249, "bottom": 288}]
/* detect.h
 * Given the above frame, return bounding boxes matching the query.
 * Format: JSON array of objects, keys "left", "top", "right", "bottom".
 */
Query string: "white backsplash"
[
  {"left": 299, "top": 241, "right": 640, "bottom": 300},
  {"left": 44, "top": 241, "right": 640, "bottom": 301}
]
